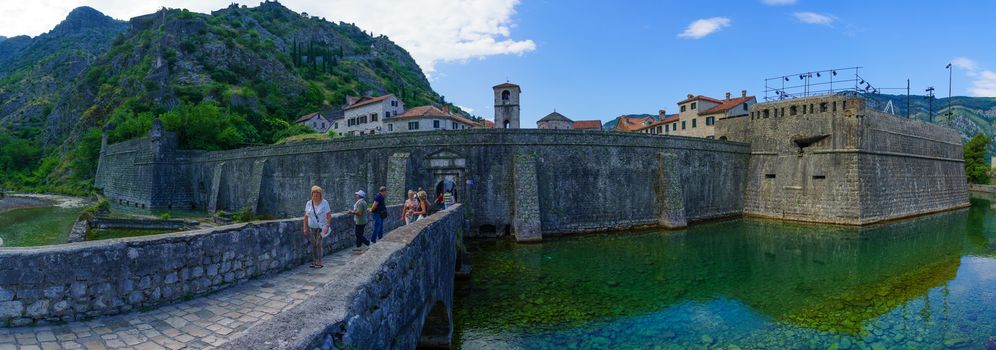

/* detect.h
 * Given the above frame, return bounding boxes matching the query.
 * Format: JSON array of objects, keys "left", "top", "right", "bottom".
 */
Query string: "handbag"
[{"left": 310, "top": 201, "right": 331, "bottom": 238}]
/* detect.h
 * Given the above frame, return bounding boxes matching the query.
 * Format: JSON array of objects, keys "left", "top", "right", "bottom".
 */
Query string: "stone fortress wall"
[
  {"left": 716, "top": 95, "right": 969, "bottom": 224},
  {"left": 96, "top": 128, "right": 751, "bottom": 241},
  {"left": 94, "top": 94, "right": 968, "bottom": 234}
]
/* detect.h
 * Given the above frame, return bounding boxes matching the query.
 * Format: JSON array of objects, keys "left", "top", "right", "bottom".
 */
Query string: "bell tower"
[{"left": 493, "top": 82, "right": 521, "bottom": 129}]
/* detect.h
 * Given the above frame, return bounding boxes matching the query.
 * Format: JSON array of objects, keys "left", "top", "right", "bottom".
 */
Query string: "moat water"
[{"left": 454, "top": 193, "right": 996, "bottom": 349}]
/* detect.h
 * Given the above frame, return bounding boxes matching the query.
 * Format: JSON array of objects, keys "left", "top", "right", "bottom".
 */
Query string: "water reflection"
[{"left": 455, "top": 195, "right": 996, "bottom": 349}]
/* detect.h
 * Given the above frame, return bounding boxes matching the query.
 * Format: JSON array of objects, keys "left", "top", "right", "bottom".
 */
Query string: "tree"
[{"left": 964, "top": 132, "right": 991, "bottom": 184}]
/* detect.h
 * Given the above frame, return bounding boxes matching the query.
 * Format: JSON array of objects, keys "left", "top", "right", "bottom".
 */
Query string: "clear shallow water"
[
  {"left": 0, "top": 206, "right": 80, "bottom": 247},
  {"left": 455, "top": 194, "right": 996, "bottom": 349}
]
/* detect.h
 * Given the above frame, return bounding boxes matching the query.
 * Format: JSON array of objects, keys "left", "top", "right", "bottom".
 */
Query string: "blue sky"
[
  {"left": 429, "top": 0, "right": 996, "bottom": 125},
  {"left": 4, "top": 0, "right": 995, "bottom": 126}
]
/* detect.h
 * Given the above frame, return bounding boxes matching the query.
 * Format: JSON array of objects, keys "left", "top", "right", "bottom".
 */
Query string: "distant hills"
[
  {"left": 861, "top": 93, "right": 996, "bottom": 142},
  {"left": 603, "top": 114, "right": 658, "bottom": 131},
  {"left": 0, "top": 2, "right": 456, "bottom": 193},
  {"left": 603, "top": 94, "right": 996, "bottom": 146}
]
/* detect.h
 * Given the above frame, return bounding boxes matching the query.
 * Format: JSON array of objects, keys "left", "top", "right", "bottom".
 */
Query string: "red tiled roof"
[
  {"left": 572, "top": 120, "right": 602, "bottom": 130},
  {"left": 294, "top": 112, "right": 324, "bottom": 123},
  {"left": 344, "top": 94, "right": 395, "bottom": 110},
  {"left": 391, "top": 106, "right": 479, "bottom": 126},
  {"left": 614, "top": 116, "right": 657, "bottom": 132},
  {"left": 677, "top": 95, "right": 724, "bottom": 105},
  {"left": 635, "top": 114, "right": 679, "bottom": 132},
  {"left": 699, "top": 96, "right": 756, "bottom": 115},
  {"left": 493, "top": 82, "right": 520, "bottom": 89},
  {"left": 481, "top": 119, "right": 496, "bottom": 128}
]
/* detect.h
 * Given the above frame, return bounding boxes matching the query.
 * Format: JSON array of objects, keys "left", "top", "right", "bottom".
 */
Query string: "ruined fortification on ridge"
[{"left": 94, "top": 94, "right": 969, "bottom": 240}]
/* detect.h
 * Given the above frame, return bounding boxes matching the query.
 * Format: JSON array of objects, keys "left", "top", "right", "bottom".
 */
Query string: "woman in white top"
[
  {"left": 402, "top": 190, "right": 417, "bottom": 224},
  {"left": 303, "top": 185, "right": 332, "bottom": 268}
]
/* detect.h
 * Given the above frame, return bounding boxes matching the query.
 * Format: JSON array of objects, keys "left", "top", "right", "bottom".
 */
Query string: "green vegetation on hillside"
[
  {"left": 0, "top": 3, "right": 458, "bottom": 195},
  {"left": 964, "top": 132, "right": 990, "bottom": 184}
]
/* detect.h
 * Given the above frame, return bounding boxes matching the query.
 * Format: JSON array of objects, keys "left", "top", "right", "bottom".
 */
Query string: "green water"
[
  {"left": 0, "top": 206, "right": 80, "bottom": 247},
  {"left": 455, "top": 194, "right": 996, "bottom": 349}
]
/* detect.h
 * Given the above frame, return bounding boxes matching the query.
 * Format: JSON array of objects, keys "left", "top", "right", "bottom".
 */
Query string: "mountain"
[
  {"left": 861, "top": 93, "right": 996, "bottom": 143},
  {"left": 603, "top": 114, "right": 658, "bottom": 131},
  {"left": 0, "top": 2, "right": 453, "bottom": 194},
  {"left": 0, "top": 6, "right": 128, "bottom": 138}
]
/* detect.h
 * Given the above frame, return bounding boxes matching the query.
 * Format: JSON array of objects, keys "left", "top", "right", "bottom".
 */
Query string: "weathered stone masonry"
[
  {"left": 0, "top": 206, "right": 403, "bottom": 326},
  {"left": 716, "top": 95, "right": 969, "bottom": 224},
  {"left": 219, "top": 205, "right": 463, "bottom": 350},
  {"left": 96, "top": 129, "right": 751, "bottom": 242}
]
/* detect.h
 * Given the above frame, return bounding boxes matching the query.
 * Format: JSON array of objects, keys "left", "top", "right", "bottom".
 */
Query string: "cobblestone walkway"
[{"left": 0, "top": 250, "right": 358, "bottom": 350}]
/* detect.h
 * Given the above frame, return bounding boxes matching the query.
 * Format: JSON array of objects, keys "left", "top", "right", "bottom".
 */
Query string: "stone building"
[
  {"left": 330, "top": 94, "right": 405, "bottom": 136},
  {"left": 715, "top": 94, "right": 969, "bottom": 224},
  {"left": 494, "top": 82, "right": 521, "bottom": 128},
  {"left": 294, "top": 112, "right": 332, "bottom": 133},
  {"left": 536, "top": 111, "right": 573, "bottom": 129},
  {"left": 637, "top": 114, "right": 679, "bottom": 135},
  {"left": 693, "top": 91, "right": 756, "bottom": 138},
  {"left": 387, "top": 105, "right": 479, "bottom": 132}
]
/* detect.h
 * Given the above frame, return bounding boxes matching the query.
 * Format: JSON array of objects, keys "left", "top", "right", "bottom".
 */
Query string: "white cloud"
[
  {"left": 793, "top": 12, "right": 836, "bottom": 26},
  {"left": 0, "top": 0, "right": 535, "bottom": 77},
  {"left": 969, "top": 70, "right": 996, "bottom": 96},
  {"left": 456, "top": 105, "right": 475, "bottom": 114},
  {"left": 761, "top": 0, "right": 797, "bottom": 5},
  {"left": 678, "top": 17, "right": 731, "bottom": 39},
  {"left": 950, "top": 57, "right": 996, "bottom": 97},
  {"left": 952, "top": 57, "right": 979, "bottom": 72}
]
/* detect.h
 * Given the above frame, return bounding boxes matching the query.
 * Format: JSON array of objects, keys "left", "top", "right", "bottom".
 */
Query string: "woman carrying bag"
[{"left": 303, "top": 186, "right": 332, "bottom": 268}]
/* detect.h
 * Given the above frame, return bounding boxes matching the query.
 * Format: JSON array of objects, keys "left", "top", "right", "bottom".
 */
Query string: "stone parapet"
[
  {"left": 0, "top": 205, "right": 402, "bottom": 327},
  {"left": 218, "top": 205, "right": 463, "bottom": 350}
]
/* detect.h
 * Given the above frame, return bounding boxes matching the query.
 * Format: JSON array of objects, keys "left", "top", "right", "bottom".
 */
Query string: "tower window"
[
  {"left": 501, "top": 90, "right": 510, "bottom": 102},
  {"left": 503, "top": 120, "right": 510, "bottom": 128}
]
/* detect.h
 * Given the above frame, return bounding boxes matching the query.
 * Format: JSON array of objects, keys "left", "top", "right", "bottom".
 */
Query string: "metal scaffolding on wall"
[{"left": 764, "top": 67, "right": 912, "bottom": 117}]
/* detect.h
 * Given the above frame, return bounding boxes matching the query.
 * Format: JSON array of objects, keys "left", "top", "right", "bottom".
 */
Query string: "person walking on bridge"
[
  {"left": 350, "top": 190, "right": 372, "bottom": 252},
  {"left": 303, "top": 186, "right": 332, "bottom": 268},
  {"left": 369, "top": 186, "right": 388, "bottom": 243}
]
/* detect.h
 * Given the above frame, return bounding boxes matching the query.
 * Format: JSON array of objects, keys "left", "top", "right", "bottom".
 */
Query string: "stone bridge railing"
[
  {"left": 0, "top": 205, "right": 404, "bottom": 327},
  {"left": 220, "top": 204, "right": 463, "bottom": 350}
]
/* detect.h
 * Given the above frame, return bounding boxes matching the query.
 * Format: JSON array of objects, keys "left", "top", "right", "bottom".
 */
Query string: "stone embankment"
[{"left": 969, "top": 184, "right": 996, "bottom": 194}]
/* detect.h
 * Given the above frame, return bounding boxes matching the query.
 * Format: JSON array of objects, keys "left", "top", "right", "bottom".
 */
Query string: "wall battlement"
[{"left": 716, "top": 95, "right": 969, "bottom": 224}]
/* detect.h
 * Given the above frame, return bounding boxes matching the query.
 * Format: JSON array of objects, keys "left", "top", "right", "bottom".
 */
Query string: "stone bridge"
[{"left": 0, "top": 204, "right": 463, "bottom": 349}]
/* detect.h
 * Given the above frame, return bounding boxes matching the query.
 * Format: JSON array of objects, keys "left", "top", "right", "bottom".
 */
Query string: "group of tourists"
[
  {"left": 301, "top": 183, "right": 459, "bottom": 268},
  {"left": 302, "top": 185, "right": 389, "bottom": 268},
  {"left": 402, "top": 187, "right": 430, "bottom": 225}
]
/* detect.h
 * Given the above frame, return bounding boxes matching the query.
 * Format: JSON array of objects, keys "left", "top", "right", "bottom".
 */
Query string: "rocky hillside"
[
  {"left": 0, "top": 7, "right": 127, "bottom": 138},
  {"left": 603, "top": 114, "right": 658, "bottom": 131},
  {"left": 0, "top": 1, "right": 451, "bottom": 194}
]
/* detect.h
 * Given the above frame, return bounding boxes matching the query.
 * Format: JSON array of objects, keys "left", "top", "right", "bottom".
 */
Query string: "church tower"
[{"left": 493, "top": 82, "right": 521, "bottom": 128}]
